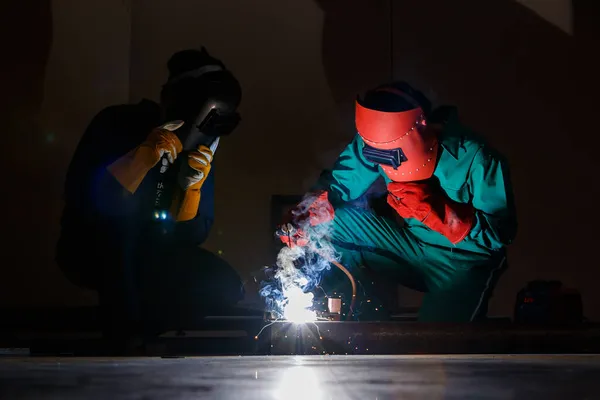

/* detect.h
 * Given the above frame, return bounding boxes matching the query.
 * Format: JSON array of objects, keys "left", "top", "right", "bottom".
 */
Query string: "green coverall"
[{"left": 314, "top": 109, "right": 517, "bottom": 322}]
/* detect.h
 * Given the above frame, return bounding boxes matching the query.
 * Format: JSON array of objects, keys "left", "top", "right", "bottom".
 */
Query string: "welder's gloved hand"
[
  {"left": 276, "top": 191, "right": 335, "bottom": 248},
  {"left": 107, "top": 121, "right": 184, "bottom": 194},
  {"left": 179, "top": 137, "right": 219, "bottom": 190},
  {"left": 277, "top": 223, "right": 309, "bottom": 248},
  {"left": 174, "top": 137, "right": 219, "bottom": 222},
  {"left": 387, "top": 179, "right": 475, "bottom": 244}
]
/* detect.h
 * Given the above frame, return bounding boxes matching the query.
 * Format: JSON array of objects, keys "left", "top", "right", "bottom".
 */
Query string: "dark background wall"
[
  {"left": 2, "top": 0, "right": 599, "bottom": 320},
  {"left": 1, "top": 0, "right": 131, "bottom": 307}
]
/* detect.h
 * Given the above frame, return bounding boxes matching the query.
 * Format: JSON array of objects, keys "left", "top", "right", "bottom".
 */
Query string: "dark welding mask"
[{"left": 161, "top": 48, "right": 242, "bottom": 150}]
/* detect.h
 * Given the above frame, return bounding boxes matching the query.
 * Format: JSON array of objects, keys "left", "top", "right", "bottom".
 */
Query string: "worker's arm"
[
  {"left": 311, "top": 134, "right": 381, "bottom": 207},
  {"left": 173, "top": 166, "right": 215, "bottom": 245},
  {"left": 169, "top": 140, "right": 218, "bottom": 244},
  {"left": 278, "top": 135, "right": 379, "bottom": 247},
  {"left": 466, "top": 145, "right": 517, "bottom": 251},
  {"left": 57, "top": 106, "right": 143, "bottom": 278},
  {"left": 106, "top": 121, "right": 183, "bottom": 195},
  {"left": 63, "top": 106, "right": 141, "bottom": 219}
]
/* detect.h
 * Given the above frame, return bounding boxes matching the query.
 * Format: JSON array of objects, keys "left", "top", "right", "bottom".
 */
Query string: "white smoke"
[{"left": 260, "top": 192, "right": 340, "bottom": 322}]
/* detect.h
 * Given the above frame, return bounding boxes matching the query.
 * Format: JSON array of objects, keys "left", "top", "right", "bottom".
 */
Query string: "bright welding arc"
[{"left": 285, "top": 225, "right": 357, "bottom": 321}]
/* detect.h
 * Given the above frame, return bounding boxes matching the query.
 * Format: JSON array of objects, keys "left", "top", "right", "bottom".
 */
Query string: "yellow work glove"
[
  {"left": 107, "top": 121, "right": 184, "bottom": 194},
  {"left": 174, "top": 137, "right": 219, "bottom": 222}
]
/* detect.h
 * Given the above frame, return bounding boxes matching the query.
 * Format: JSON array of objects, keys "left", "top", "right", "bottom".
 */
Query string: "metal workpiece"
[
  {"left": 265, "top": 321, "right": 600, "bottom": 355},
  {"left": 5, "top": 309, "right": 600, "bottom": 357}
]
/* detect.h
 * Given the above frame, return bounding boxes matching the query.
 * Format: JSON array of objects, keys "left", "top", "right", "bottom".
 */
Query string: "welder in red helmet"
[{"left": 278, "top": 82, "right": 517, "bottom": 322}]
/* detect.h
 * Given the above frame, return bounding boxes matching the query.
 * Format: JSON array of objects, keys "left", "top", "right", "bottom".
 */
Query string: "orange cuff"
[
  {"left": 107, "top": 148, "right": 157, "bottom": 193},
  {"left": 175, "top": 188, "right": 201, "bottom": 222}
]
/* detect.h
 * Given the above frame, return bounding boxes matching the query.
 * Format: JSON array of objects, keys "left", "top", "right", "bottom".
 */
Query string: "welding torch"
[
  {"left": 276, "top": 223, "right": 357, "bottom": 321},
  {"left": 152, "top": 103, "right": 224, "bottom": 220}
]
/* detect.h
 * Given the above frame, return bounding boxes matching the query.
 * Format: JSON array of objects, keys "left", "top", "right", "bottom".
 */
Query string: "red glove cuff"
[
  {"left": 278, "top": 191, "right": 335, "bottom": 247},
  {"left": 422, "top": 197, "right": 474, "bottom": 244},
  {"left": 305, "top": 191, "right": 335, "bottom": 226},
  {"left": 286, "top": 190, "right": 334, "bottom": 226},
  {"left": 387, "top": 181, "right": 474, "bottom": 244}
]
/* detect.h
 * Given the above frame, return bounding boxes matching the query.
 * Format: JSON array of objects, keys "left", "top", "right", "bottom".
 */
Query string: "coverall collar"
[
  {"left": 440, "top": 131, "right": 462, "bottom": 160},
  {"left": 436, "top": 107, "right": 463, "bottom": 160}
]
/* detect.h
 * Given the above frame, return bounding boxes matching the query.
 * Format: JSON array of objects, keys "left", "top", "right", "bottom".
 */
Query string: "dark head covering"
[
  {"left": 166, "top": 47, "right": 225, "bottom": 83},
  {"left": 160, "top": 47, "right": 242, "bottom": 134}
]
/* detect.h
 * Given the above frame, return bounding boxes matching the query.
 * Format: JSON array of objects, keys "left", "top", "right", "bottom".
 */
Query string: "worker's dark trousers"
[
  {"left": 58, "top": 241, "right": 244, "bottom": 337},
  {"left": 134, "top": 244, "right": 245, "bottom": 332}
]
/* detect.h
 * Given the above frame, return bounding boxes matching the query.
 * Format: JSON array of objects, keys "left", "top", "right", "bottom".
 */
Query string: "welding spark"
[
  {"left": 254, "top": 320, "right": 278, "bottom": 340},
  {"left": 310, "top": 321, "right": 323, "bottom": 340}
]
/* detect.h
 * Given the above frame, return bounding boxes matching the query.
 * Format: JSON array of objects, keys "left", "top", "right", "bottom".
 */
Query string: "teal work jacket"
[{"left": 314, "top": 110, "right": 517, "bottom": 257}]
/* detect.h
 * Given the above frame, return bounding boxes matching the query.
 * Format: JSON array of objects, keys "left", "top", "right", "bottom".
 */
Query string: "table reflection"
[{"left": 273, "top": 365, "right": 325, "bottom": 400}]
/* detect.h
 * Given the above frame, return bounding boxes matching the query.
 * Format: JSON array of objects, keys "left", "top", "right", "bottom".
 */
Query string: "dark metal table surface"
[{"left": 0, "top": 354, "right": 599, "bottom": 399}]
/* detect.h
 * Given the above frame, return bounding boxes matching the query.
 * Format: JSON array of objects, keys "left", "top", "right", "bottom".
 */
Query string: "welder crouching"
[{"left": 56, "top": 47, "right": 244, "bottom": 350}]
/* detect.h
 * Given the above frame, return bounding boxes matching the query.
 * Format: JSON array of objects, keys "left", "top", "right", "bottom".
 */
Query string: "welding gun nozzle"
[{"left": 277, "top": 223, "right": 295, "bottom": 236}]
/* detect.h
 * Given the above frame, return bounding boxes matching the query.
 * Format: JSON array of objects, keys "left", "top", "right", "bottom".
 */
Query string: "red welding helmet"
[{"left": 356, "top": 87, "right": 438, "bottom": 182}]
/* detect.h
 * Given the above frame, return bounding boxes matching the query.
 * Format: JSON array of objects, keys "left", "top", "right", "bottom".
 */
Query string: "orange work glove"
[
  {"left": 107, "top": 121, "right": 184, "bottom": 194},
  {"left": 174, "top": 137, "right": 219, "bottom": 222}
]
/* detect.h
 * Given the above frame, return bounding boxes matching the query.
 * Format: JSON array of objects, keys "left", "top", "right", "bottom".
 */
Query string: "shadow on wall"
[
  {"left": 312, "top": 0, "right": 391, "bottom": 154},
  {"left": 1, "top": 0, "right": 52, "bottom": 145},
  {"left": 315, "top": 0, "right": 600, "bottom": 319},
  {"left": 1, "top": 0, "right": 132, "bottom": 308},
  {"left": 0, "top": 1, "right": 53, "bottom": 305}
]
